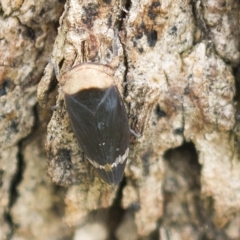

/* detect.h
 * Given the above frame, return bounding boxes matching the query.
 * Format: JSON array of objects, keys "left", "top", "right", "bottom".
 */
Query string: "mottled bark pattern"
[{"left": 0, "top": 0, "right": 239, "bottom": 239}]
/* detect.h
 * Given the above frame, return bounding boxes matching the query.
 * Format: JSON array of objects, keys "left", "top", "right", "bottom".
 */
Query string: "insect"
[{"left": 60, "top": 63, "right": 130, "bottom": 185}]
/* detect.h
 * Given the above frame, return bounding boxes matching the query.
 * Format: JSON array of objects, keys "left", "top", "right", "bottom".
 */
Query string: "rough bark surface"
[{"left": 1, "top": 0, "right": 240, "bottom": 239}]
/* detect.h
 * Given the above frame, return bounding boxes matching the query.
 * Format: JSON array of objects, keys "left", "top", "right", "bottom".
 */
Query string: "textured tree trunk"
[{"left": 1, "top": 0, "right": 240, "bottom": 239}]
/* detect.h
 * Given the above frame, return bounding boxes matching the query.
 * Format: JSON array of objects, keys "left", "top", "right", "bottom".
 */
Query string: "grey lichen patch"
[
  {"left": 201, "top": 0, "right": 240, "bottom": 65},
  {"left": 10, "top": 133, "right": 72, "bottom": 240},
  {"left": 182, "top": 43, "right": 238, "bottom": 226},
  {"left": 0, "top": 86, "right": 36, "bottom": 150},
  {"left": 182, "top": 43, "right": 235, "bottom": 134},
  {"left": 1, "top": 0, "right": 23, "bottom": 15}
]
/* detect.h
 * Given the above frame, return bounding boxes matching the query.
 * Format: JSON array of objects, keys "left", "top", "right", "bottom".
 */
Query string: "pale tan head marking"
[{"left": 60, "top": 63, "right": 115, "bottom": 95}]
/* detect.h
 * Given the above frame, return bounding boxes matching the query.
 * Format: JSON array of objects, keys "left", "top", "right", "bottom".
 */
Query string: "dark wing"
[{"left": 65, "top": 85, "right": 129, "bottom": 185}]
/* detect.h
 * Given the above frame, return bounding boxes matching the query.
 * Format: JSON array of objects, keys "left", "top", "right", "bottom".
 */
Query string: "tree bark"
[{"left": 1, "top": 0, "right": 240, "bottom": 239}]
